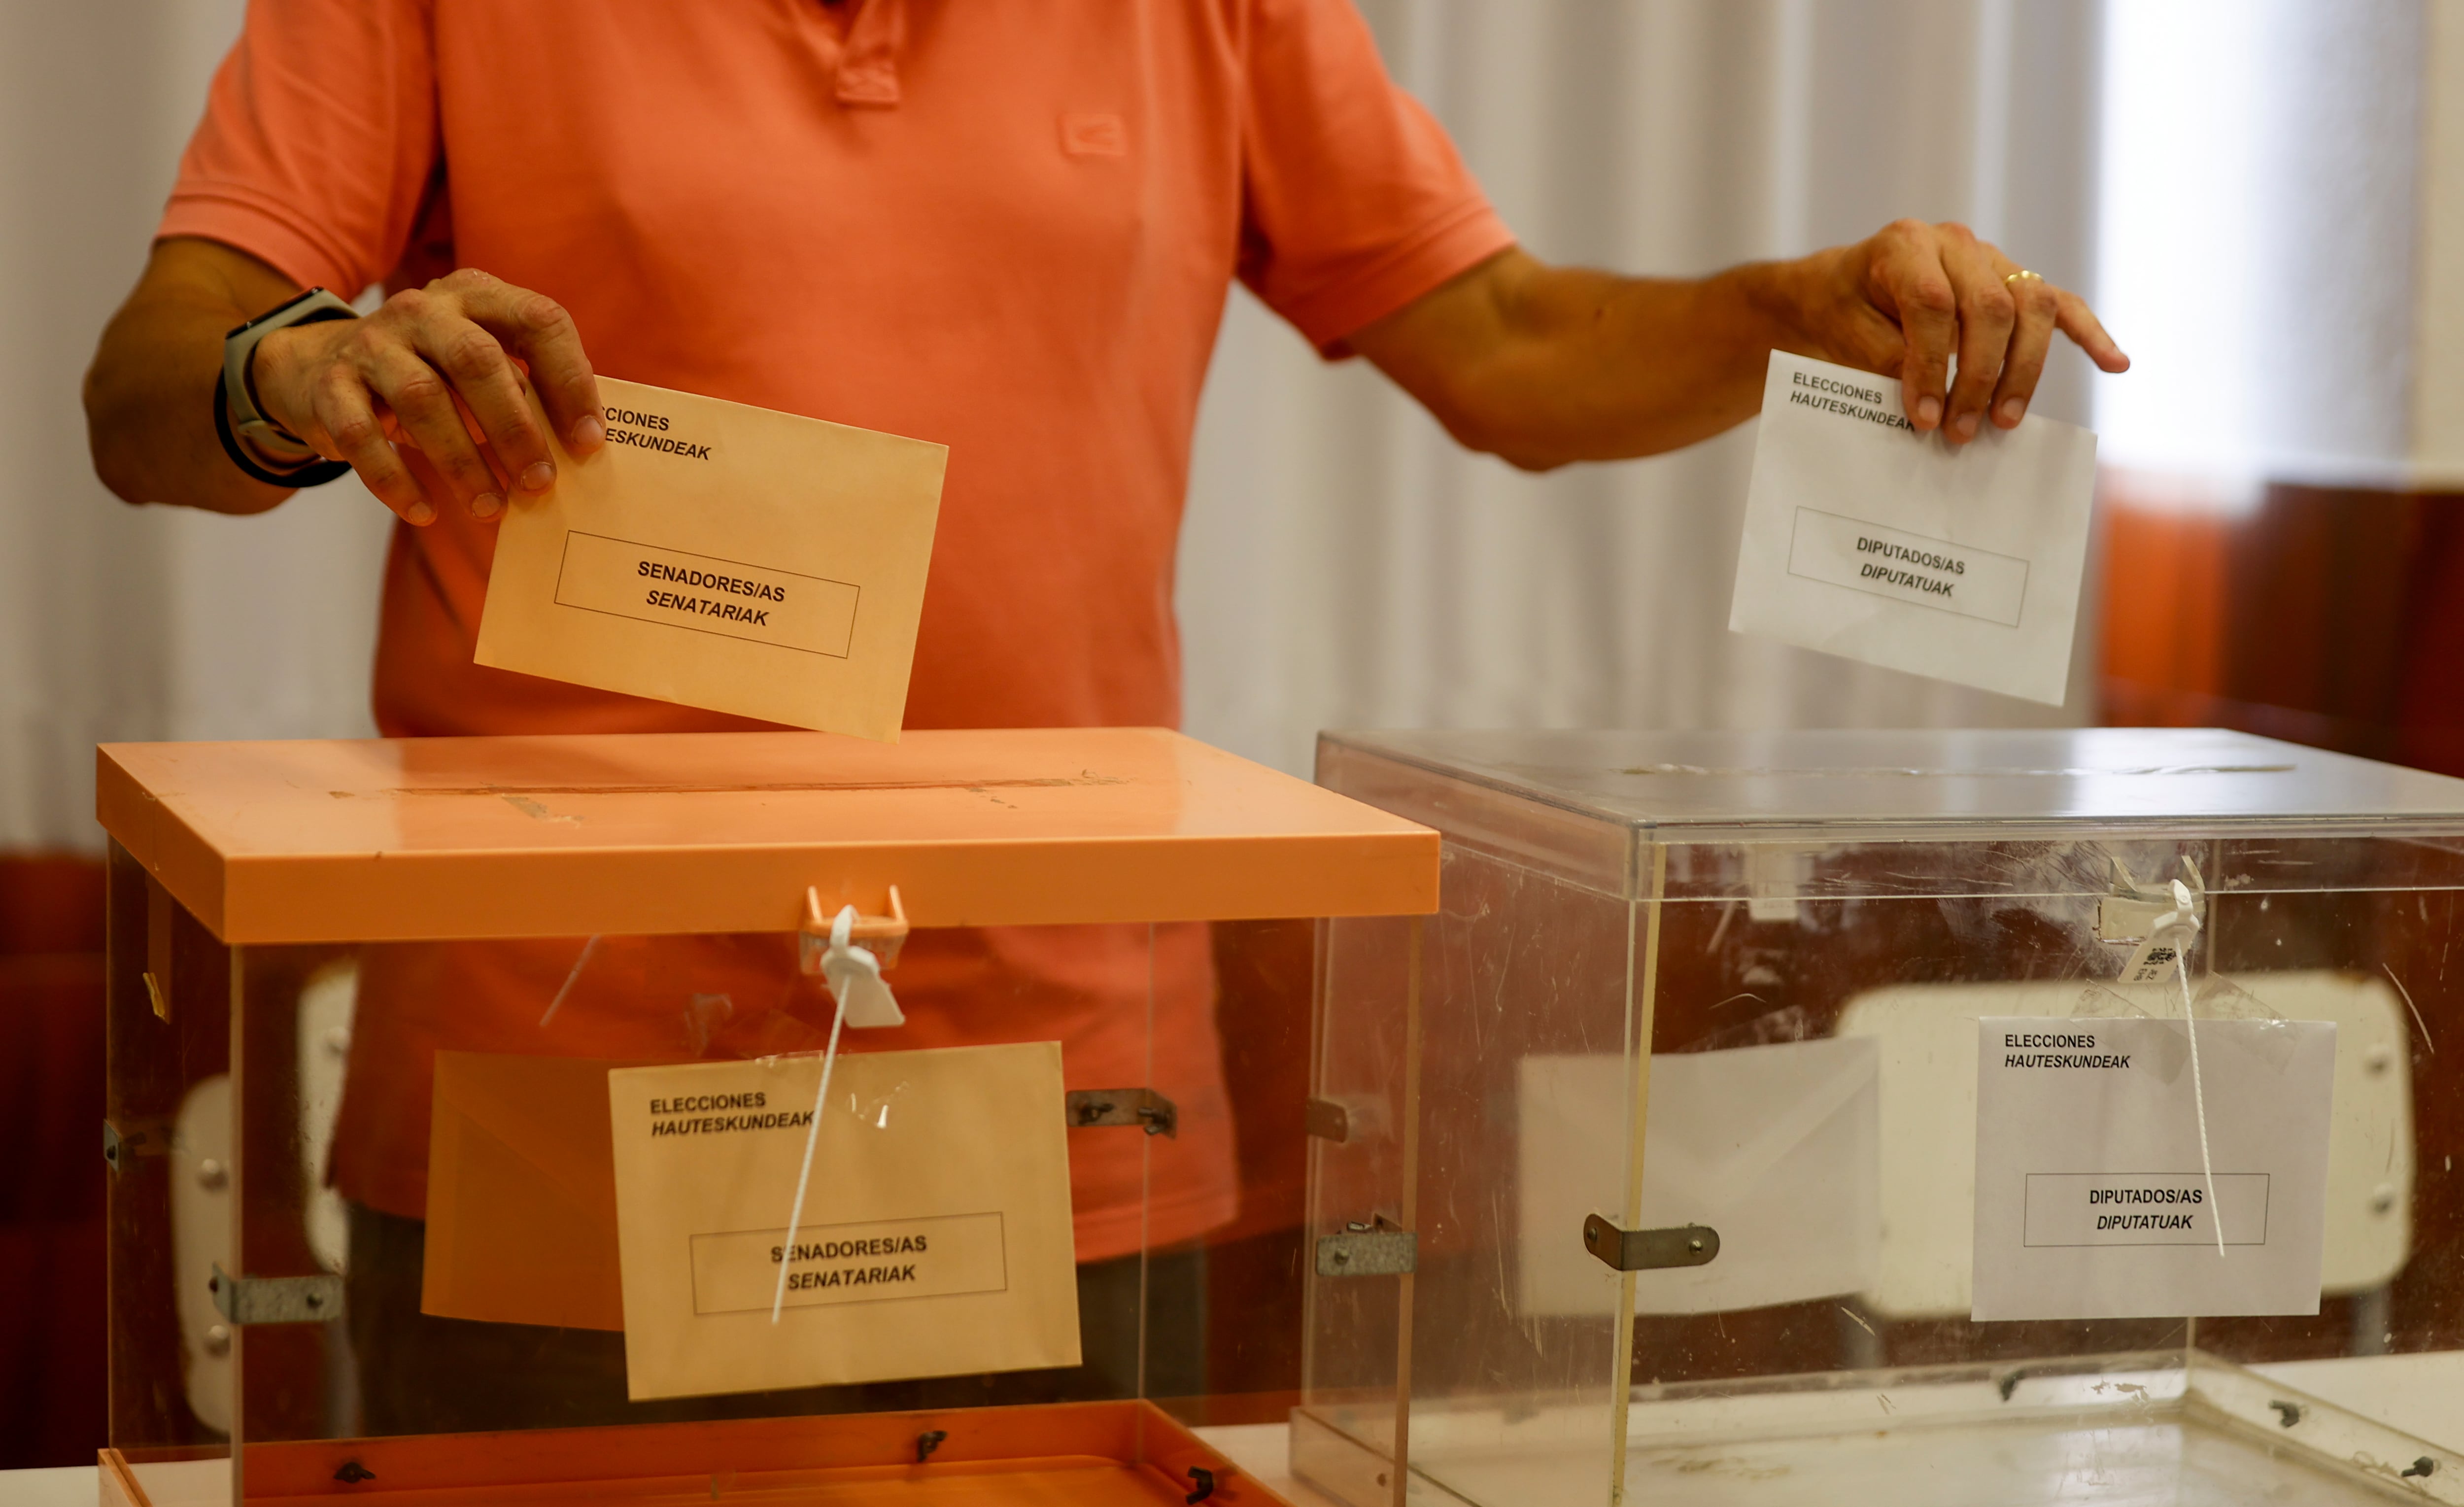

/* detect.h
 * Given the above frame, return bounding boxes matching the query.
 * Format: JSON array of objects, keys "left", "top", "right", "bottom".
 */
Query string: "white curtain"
[
  {"left": 0, "top": 0, "right": 391, "bottom": 851},
  {"left": 0, "top": 0, "right": 2103, "bottom": 851},
  {"left": 1179, "top": 0, "right": 2110, "bottom": 776}
]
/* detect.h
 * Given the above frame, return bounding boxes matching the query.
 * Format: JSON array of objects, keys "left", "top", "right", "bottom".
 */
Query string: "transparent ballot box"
[
  {"left": 96, "top": 728, "right": 1436, "bottom": 1507},
  {"left": 1297, "top": 727, "right": 2464, "bottom": 1507}
]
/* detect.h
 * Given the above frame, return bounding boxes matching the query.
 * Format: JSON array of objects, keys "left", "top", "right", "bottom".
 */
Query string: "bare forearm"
[
  {"left": 1359, "top": 254, "right": 1802, "bottom": 469},
  {"left": 85, "top": 239, "right": 303, "bottom": 513},
  {"left": 88, "top": 240, "right": 604, "bottom": 527},
  {"left": 1358, "top": 228, "right": 2126, "bottom": 473}
]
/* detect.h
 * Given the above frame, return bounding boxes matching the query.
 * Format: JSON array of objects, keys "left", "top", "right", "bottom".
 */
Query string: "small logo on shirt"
[{"left": 1059, "top": 112, "right": 1127, "bottom": 159}]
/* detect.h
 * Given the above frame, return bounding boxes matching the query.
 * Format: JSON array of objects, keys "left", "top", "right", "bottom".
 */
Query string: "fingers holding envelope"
[
  {"left": 251, "top": 267, "right": 604, "bottom": 525},
  {"left": 1832, "top": 219, "right": 2128, "bottom": 443}
]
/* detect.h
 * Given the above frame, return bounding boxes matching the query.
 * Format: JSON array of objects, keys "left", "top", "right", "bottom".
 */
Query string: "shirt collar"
[{"left": 836, "top": 0, "right": 906, "bottom": 108}]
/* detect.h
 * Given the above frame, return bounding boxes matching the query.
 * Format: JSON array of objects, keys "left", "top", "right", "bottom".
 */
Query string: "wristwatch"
[{"left": 214, "top": 287, "right": 358, "bottom": 486}]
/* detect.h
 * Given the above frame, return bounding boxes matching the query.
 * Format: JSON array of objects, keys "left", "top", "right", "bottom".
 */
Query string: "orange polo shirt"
[{"left": 161, "top": 0, "right": 1510, "bottom": 1263}]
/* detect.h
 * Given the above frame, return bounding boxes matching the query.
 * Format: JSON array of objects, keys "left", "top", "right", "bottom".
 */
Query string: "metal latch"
[
  {"left": 103, "top": 1119, "right": 169, "bottom": 1174},
  {"left": 1317, "top": 1217, "right": 1416, "bottom": 1277},
  {"left": 210, "top": 1264, "right": 344, "bottom": 1325},
  {"left": 1066, "top": 1088, "right": 1177, "bottom": 1138},
  {"left": 1582, "top": 1215, "right": 1719, "bottom": 1272}
]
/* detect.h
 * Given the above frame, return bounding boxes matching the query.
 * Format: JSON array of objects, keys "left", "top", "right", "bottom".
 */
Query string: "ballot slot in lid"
[
  {"left": 1302, "top": 727, "right": 2464, "bottom": 1507},
  {"left": 97, "top": 728, "right": 1436, "bottom": 1506}
]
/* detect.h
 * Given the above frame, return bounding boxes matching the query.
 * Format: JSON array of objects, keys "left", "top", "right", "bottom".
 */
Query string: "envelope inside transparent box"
[{"left": 1517, "top": 1036, "right": 1880, "bottom": 1317}]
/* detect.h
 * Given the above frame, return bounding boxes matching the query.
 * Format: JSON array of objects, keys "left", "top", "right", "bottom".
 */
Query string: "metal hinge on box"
[
  {"left": 210, "top": 1263, "right": 343, "bottom": 1325},
  {"left": 1582, "top": 1215, "right": 1720, "bottom": 1273},
  {"left": 1304, "top": 1097, "right": 1351, "bottom": 1143},
  {"left": 1066, "top": 1088, "right": 1178, "bottom": 1137},
  {"left": 1317, "top": 1216, "right": 1416, "bottom": 1277},
  {"left": 102, "top": 1119, "right": 170, "bottom": 1174}
]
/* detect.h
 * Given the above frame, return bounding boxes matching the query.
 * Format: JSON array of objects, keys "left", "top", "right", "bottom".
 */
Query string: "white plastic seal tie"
[
  {"left": 2150, "top": 880, "right": 2225, "bottom": 1258},
  {"left": 770, "top": 906, "right": 902, "bottom": 1324},
  {"left": 538, "top": 935, "right": 600, "bottom": 1028},
  {"left": 819, "top": 904, "right": 904, "bottom": 1028}
]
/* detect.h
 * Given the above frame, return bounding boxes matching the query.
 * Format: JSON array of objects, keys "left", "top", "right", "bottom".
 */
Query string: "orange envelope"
[
  {"left": 473, "top": 376, "right": 946, "bottom": 741},
  {"left": 421, "top": 1051, "right": 638, "bottom": 1332},
  {"left": 608, "top": 1044, "right": 1080, "bottom": 1401}
]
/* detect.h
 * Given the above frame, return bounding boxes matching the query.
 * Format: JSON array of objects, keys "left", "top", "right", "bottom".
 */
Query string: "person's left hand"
[{"left": 1789, "top": 219, "right": 2128, "bottom": 443}]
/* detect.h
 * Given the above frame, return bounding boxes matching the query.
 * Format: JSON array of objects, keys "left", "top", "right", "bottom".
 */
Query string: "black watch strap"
[
  {"left": 215, "top": 288, "right": 358, "bottom": 488},
  {"left": 214, "top": 369, "right": 351, "bottom": 487}
]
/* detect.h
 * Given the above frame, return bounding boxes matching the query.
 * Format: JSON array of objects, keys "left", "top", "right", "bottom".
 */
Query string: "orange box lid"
[{"left": 97, "top": 728, "right": 1437, "bottom": 944}]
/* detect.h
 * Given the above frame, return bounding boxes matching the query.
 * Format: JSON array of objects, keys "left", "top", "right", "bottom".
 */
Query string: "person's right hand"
[{"left": 251, "top": 267, "right": 604, "bottom": 525}]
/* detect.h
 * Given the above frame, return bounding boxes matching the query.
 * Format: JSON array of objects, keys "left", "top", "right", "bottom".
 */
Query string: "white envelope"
[
  {"left": 1727, "top": 351, "right": 2098, "bottom": 705},
  {"left": 1837, "top": 972, "right": 2409, "bottom": 1320},
  {"left": 1971, "top": 1015, "right": 2337, "bottom": 1322},
  {"left": 1518, "top": 1036, "right": 1879, "bottom": 1317}
]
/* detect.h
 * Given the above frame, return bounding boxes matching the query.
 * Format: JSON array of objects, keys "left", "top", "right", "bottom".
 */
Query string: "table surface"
[
  {"left": 0, "top": 1423, "right": 1341, "bottom": 1507},
  {"left": 6, "top": 1359, "right": 2451, "bottom": 1507}
]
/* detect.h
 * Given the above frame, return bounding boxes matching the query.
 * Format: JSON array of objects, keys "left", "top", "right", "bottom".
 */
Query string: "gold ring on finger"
[{"left": 2005, "top": 269, "right": 2043, "bottom": 285}]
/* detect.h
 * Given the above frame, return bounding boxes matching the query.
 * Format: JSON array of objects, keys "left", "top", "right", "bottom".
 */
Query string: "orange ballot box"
[{"left": 95, "top": 729, "right": 1435, "bottom": 1507}]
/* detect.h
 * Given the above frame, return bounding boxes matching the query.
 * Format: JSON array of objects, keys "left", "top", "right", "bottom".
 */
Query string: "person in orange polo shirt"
[{"left": 84, "top": 0, "right": 2124, "bottom": 1432}]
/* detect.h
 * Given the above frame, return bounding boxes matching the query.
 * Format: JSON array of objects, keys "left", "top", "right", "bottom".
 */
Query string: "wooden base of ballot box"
[{"left": 102, "top": 1400, "right": 1289, "bottom": 1507}]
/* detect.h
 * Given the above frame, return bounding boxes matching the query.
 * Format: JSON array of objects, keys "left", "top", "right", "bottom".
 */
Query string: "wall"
[
  {"left": 0, "top": 0, "right": 390, "bottom": 853},
  {"left": 2092, "top": 0, "right": 2464, "bottom": 765}
]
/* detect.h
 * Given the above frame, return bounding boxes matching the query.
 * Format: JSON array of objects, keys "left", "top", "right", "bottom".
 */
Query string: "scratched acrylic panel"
[
  {"left": 1308, "top": 728, "right": 2464, "bottom": 1507},
  {"left": 97, "top": 726, "right": 1432, "bottom": 1507},
  {"left": 147, "top": 920, "right": 1260, "bottom": 1452},
  {"left": 1304, "top": 738, "right": 1643, "bottom": 1507},
  {"left": 102, "top": 842, "right": 236, "bottom": 1504}
]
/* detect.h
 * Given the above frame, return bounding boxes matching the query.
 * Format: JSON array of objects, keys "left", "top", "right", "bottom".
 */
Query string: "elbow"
[
  {"left": 1487, "top": 440, "right": 1578, "bottom": 475},
  {"left": 1431, "top": 397, "right": 1579, "bottom": 474},
  {"left": 1434, "top": 385, "right": 1716, "bottom": 471},
  {"left": 82, "top": 364, "right": 150, "bottom": 506},
  {"left": 1371, "top": 332, "right": 1587, "bottom": 470}
]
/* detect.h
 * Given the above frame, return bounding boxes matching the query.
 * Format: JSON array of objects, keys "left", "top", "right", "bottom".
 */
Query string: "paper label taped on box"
[
  {"left": 475, "top": 376, "right": 945, "bottom": 740},
  {"left": 1971, "top": 1015, "right": 2334, "bottom": 1321},
  {"left": 1728, "top": 351, "right": 2097, "bottom": 705},
  {"left": 608, "top": 1043, "right": 1078, "bottom": 1400}
]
